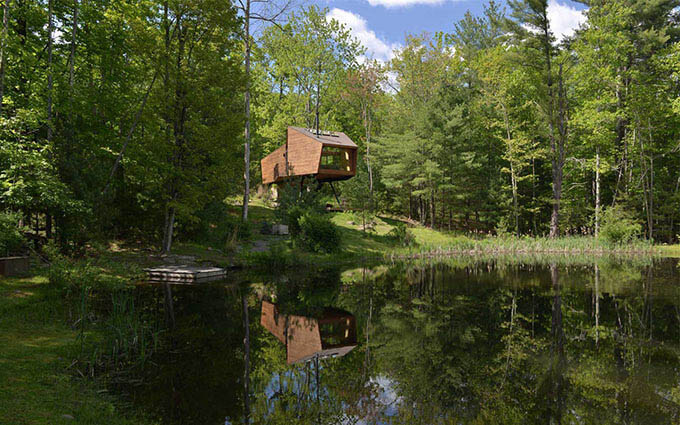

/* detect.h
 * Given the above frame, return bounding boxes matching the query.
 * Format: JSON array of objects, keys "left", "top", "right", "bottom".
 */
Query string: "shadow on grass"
[
  {"left": 225, "top": 204, "right": 276, "bottom": 224},
  {"left": 338, "top": 223, "right": 397, "bottom": 255},
  {"left": 378, "top": 215, "right": 412, "bottom": 228}
]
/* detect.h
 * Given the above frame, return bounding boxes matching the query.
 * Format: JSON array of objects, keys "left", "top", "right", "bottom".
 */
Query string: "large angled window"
[{"left": 320, "top": 147, "right": 351, "bottom": 171}]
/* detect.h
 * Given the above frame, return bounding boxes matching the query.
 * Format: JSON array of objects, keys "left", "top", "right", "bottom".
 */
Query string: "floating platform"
[{"left": 144, "top": 265, "right": 227, "bottom": 284}]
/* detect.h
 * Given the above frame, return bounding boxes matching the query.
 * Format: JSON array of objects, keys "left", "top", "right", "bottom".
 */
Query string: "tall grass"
[
  {"left": 47, "top": 252, "right": 163, "bottom": 381},
  {"left": 395, "top": 235, "right": 658, "bottom": 259}
]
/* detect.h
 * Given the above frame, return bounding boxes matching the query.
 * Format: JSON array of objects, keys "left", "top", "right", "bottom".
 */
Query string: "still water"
[{"left": 120, "top": 257, "right": 680, "bottom": 424}]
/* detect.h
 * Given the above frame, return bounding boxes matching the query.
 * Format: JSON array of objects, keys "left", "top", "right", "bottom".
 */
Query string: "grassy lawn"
[
  {"left": 240, "top": 203, "right": 666, "bottom": 267},
  {"left": 659, "top": 245, "right": 680, "bottom": 258},
  {"left": 0, "top": 273, "right": 152, "bottom": 425}
]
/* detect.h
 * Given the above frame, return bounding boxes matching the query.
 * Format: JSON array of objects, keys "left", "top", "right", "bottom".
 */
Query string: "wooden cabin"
[
  {"left": 261, "top": 127, "right": 358, "bottom": 185},
  {"left": 260, "top": 301, "right": 357, "bottom": 364}
]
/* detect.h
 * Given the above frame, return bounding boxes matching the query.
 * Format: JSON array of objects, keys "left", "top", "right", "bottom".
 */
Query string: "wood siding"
[
  {"left": 287, "top": 128, "right": 323, "bottom": 176},
  {"left": 260, "top": 144, "right": 288, "bottom": 184},
  {"left": 260, "top": 301, "right": 287, "bottom": 344},
  {"left": 260, "top": 127, "right": 358, "bottom": 185}
]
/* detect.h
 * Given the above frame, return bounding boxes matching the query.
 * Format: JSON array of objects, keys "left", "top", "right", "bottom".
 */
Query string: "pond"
[{"left": 114, "top": 257, "right": 680, "bottom": 424}]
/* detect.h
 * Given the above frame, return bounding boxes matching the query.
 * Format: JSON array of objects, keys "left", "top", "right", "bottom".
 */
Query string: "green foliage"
[
  {"left": 274, "top": 180, "right": 326, "bottom": 223},
  {"left": 0, "top": 211, "right": 26, "bottom": 256},
  {"left": 46, "top": 244, "right": 134, "bottom": 294},
  {"left": 295, "top": 212, "right": 341, "bottom": 253},
  {"left": 388, "top": 223, "right": 416, "bottom": 247},
  {"left": 286, "top": 205, "right": 306, "bottom": 238},
  {"left": 599, "top": 206, "right": 642, "bottom": 245},
  {"left": 184, "top": 201, "right": 251, "bottom": 250}
]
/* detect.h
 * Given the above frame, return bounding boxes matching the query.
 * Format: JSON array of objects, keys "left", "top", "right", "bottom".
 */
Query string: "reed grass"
[{"left": 0, "top": 274, "right": 152, "bottom": 424}]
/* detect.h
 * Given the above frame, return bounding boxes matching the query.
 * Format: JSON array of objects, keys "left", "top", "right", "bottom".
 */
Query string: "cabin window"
[
  {"left": 319, "top": 320, "right": 353, "bottom": 347},
  {"left": 320, "top": 147, "right": 352, "bottom": 172}
]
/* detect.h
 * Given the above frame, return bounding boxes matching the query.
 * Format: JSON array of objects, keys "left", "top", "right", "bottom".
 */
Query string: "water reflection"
[
  {"left": 114, "top": 258, "right": 680, "bottom": 424},
  {"left": 260, "top": 300, "right": 357, "bottom": 364}
]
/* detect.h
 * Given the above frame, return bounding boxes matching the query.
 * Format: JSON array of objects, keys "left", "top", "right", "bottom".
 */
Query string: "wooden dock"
[{"left": 144, "top": 265, "right": 227, "bottom": 284}]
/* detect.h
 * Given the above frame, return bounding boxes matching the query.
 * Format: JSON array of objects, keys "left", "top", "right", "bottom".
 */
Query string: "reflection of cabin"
[
  {"left": 261, "top": 127, "right": 358, "bottom": 185},
  {"left": 260, "top": 301, "right": 357, "bottom": 364}
]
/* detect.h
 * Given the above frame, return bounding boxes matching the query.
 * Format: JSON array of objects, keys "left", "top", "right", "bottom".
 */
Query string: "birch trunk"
[
  {"left": 595, "top": 148, "right": 600, "bottom": 236},
  {"left": 0, "top": 0, "right": 10, "bottom": 117},
  {"left": 242, "top": 0, "right": 251, "bottom": 222},
  {"left": 241, "top": 292, "right": 251, "bottom": 424}
]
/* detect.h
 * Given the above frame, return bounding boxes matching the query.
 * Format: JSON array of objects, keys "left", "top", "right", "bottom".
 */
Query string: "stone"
[{"left": 271, "top": 224, "right": 289, "bottom": 235}]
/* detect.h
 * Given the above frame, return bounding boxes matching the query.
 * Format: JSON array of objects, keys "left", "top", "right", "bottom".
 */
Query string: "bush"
[
  {"left": 274, "top": 179, "right": 326, "bottom": 224},
  {"left": 0, "top": 211, "right": 26, "bottom": 256},
  {"left": 286, "top": 205, "right": 306, "bottom": 238},
  {"left": 387, "top": 223, "right": 416, "bottom": 247},
  {"left": 599, "top": 206, "right": 641, "bottom": 245},
  {"left": 294, "top": 212, "right": 341, "bottom": 253}
]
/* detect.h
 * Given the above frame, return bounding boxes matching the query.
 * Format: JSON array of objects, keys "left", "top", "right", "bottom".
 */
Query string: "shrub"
[
  {"left": 599, "top": 206, "right": 641, "bottom": 245},
  {"left": 388, "top": 223, "right": 416, "bottom": 247},
  {"left": 294, "top": 212, "right": 341, "bottom": 253},
  {"left": 286, "top": 205, "right": 306, "bottom": 238},
  {"left": 274, "top": 179, "right": 325, "bottom": 224},
  {"left": 0, "top": 211, "right": 26, "bottom": 256}
]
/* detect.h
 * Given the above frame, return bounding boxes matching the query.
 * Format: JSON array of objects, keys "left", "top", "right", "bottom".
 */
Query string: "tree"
[
  {"left": 256, "top": 6, "right": 362, "bottom": 154},
  {"left": 508, "top": 0, "right": 571, "bottom": 238},
  {"left": 235, "top": 0, "right": 293, "bottom": 223},
  {"left": 343, "top": 60, "right": 385, "bottom": 198}
]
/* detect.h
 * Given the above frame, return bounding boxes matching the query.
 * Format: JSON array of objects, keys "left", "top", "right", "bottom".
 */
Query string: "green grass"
[
  {"left": 240, "top": 205, "right": 664, "bottom": 267},
  {"left": 659, "top": 245, "right": 680, "bottom": 258},
  {"left": 0, "top": 273, "right": 153, "bottom": 425}
]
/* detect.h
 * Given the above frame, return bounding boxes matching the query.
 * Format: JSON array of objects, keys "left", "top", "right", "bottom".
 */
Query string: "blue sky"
[{"left": 318, "top": 0, "right": 587, "bottom": 62}]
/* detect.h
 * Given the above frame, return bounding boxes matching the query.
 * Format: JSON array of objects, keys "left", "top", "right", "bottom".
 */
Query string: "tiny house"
[
  {"left": 260, "top": 301, "right": 357, "bottom": 364},
  {"left": 261, "top": 127, "right": 358, "bottom": 185}
]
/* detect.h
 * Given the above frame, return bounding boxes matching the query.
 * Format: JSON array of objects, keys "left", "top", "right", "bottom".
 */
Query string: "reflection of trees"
[
  {"left": 125, "top": 284, "right": 245, "bottom": 424},
  {"left": 238, "top": 259, "right": 680, "bottom": 423},
  {"left": 362, "top": 259, "right": 680, "bottom": 424}
]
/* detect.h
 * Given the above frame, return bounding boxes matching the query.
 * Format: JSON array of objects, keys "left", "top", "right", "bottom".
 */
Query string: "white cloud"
[
  {"left": 366, "top": 0, "right": 447, "bottom": 8},
  {"left": 548, "top": 0, "right": 586, "bottom": 41},
  {"left": 326, "top": 8, "right": 400, "bottom": 63}
]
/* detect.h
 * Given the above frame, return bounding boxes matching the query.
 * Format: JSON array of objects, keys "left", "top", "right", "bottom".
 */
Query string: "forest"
[{"left": 1, "top": 0, "right": 680, "bottom": 254}]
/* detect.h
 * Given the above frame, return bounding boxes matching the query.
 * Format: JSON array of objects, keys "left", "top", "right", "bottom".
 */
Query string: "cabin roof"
[{"left": 290, "top": 126, "right": 358, "bottom": 148}]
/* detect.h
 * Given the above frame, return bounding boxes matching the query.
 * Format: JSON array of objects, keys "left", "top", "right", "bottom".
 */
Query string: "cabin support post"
[{"left": 329, "top": 182, "right": 341, "bottom": 207}]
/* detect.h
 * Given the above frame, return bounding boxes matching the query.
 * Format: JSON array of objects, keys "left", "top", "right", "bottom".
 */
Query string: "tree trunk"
[
  {"left": 67, "top": 0, "right": 79, "bottom": 152},
  {"left": 532, "top": 158, "right": 537, "bottom": 235},
  {"left": 162, "top": 202, "right": 175, "bottom": 254},
  {"left": 0, "top": 0, "right": 10, "bottom": 117},
  {"left": 549, "top": 64, "right": 567, "bottom": 239},
  {"left": 595, "top": 148, "right": 600, "bottom": 236},
  {"left": 366, "top": 107, "right": 373, "bottom": 197},
  {"left": 241, "top": 292, "right": 251, "bottom": 425},
  {"left": 47, "top": 0, "right": 53, "bottom": 143},
  {"left": 69, "top": 0, "right": 78, "bottom": 88},
  {"left": 510, "top": 164, "right": 519, "bottom": 236},
  {"left": 539, "top": 11, "right": 567, "bottom": 239},
  {"left": 430, "top": 189, "right": 435, "bottom": 229},
  {"left": 163, "top": 283, "right": 175, "bottom": 328},
  {"left": 547, "top": 264, "right": 566, "bottom": 422},
  {"left": 503, "top": 106, "right": 519, "bottom": 236},
  {"left": 594, "top": 263, "right": 599, "bottom": 344},
  {"left": 649, "top": 155, "right": 654, "bottom": 240},
  {"left": 242, "top": 0, "right": 251, "bottom": 222},
  {"left": 315, "top": 61, "right": 320, "bottom": 135}
]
